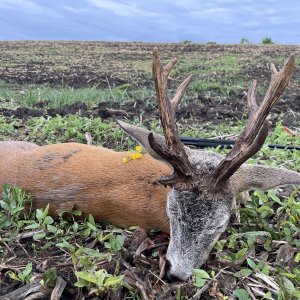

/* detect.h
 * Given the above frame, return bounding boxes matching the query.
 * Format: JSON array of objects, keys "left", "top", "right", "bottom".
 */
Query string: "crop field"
[{"left": 0, "top": 41, "right": 300, "bottom": 299}]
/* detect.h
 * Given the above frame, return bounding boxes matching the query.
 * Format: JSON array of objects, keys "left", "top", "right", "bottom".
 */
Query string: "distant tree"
[
  {"left": 182, "top": 40, "right": 192, "bottom": 45},
  {"left": 262, "top": 37, "right": 274, "bottom": 44},
  {"left": 240, "top": 37, "right": 250, "bottom": 45},
  {"left": 206, "top": 41, "right": 217, "bottom": 45}
]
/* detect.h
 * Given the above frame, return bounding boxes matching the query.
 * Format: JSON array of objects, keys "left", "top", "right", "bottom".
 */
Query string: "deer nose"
[{"left": 164, "top": 259, "right": 183, "bottom": 282}]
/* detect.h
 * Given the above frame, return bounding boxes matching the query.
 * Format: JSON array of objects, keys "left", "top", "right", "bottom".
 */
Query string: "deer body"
[
  {"left": 3, "top": 139, "right": 300, "bottom": 282},
  {"left": 0, "top": 141, "right": 171, "bottom": 232}
]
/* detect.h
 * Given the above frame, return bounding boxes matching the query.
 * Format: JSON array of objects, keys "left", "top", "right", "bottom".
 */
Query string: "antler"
[
  {"left": 148, "top": 48, "right": 195, "bottom": 185},
  {"left": 205, "top": 54, "right": 295, "bottom": 194}
]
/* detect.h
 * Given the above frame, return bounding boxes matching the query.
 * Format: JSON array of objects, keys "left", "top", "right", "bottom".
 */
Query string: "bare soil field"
[{"left": 0, "top": 41, "right": 300, "bottom": 128}]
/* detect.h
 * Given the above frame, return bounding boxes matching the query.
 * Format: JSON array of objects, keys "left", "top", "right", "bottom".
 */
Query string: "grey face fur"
[
  {"left": 166, "top": 189, "right": 231, "bottom": 281},
  {"left": 165, "top": 148, "right": 232, "bottom": 281}
]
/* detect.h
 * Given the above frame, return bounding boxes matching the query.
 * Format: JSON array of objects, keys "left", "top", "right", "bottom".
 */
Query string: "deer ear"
[
  {"left": 116, "top": 120, "right": 167, "bottom": 161},
  {"left": 231, "top": 164, "right": 300, "bottom": 193}
]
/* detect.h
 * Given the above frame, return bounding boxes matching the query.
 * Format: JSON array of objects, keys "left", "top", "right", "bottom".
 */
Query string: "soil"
[
  {"left": 1, "top": 91, "right": 300, "bottom": 129},
  {"left": 0, "top": 41, "right": 299, "bottom": 128}
]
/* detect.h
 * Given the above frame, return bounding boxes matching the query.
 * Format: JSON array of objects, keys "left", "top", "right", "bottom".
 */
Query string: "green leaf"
[
  {"left": 24, "top": 223, "right": 40, "bottom": 230},
  {"left": 72, "top": 222, "right": 78, "bottom": 232},
  {"left": 95, "top": 270, "right": 106, "bottom": 287},
  {"left": 7, "top": 271, "right": 21, "bottom": 282},
  {"left": 43, "top": 215, "right": 54, "bottom": 225},
  {"left": 233, "top": 288, "right": 251, "bottom": 300},
  {"left": 214, "top": 240, "right": 226, "bottom": 251},
  {"left": 194, "top": 277, "right": 207, "bottom": 288},
  {"left": 278, "top": 288, "right": 285, "bottom": 300},
  {"left": 104, "top": 275, "right": 124, "bottom": 287},
  {"left": 11, "top": 207, "right": 25, "bottom": 214},
  {"left": 43, "top": 268, "right": 57, "bottom": 287},
  {"left": 105, "top": 235, "right": 124, "bottom": 251},
  {"left": 258, "top": 205, "right": 274, "bottom": 218},
  {"left": 293, "top": 290, "right": 300, "bottom": 299},
  {"left": 262, "top": 265, "right": 270, "bottom": 276},
  {"left": 73, "top": 210, "right": 82, "bottom": 216},
  {"left": 246, "top": 235, "right": 256, "bottom": 247},
  {"left": 33, "top": 232, "right": 46, "bottom": 240},
  {"left": 234, "top": 268, "right": 252, "bottom": 278},
  {"left": 193, "top": 269, "right": 210, "bottom": 279},
  {"left": 282, "top": 277, "right": 295, "bottom": 295},
  {"left": 78, "top": 247, "right": 109, "bottom": 259},
  {"left": 22, "top": 263, "right": 32, "bottom": 277},
  {"left": 47, "top": 224, "right": 57, "bottom": 233},
  {"left": 263, "top": 291, "right": 272, "bottom": 299},
  {"left": 88, "top": 214, "right": 96, "bottom": 226},
  {"left": 247, "top": 258, "right": 257, "bottom": 270},
  {"left": 236, "top": 248, "right": 248, "bottom": 260},
  {"left": 294, "top": 252, "right": 300, "bottom": 263},
  {"left": 56, "top": 239, "right": 75, "bottom": 253},
  {"left": 279, "top": 272, "right": 296, "bottom": 279},
  {"left": 228, "top": 235, "right": 237, "bottom": 249},
  {"left": 0, "top": 202, "right": 10, "bottom": 211},
  {"left": 87, "top": 221, "right": 97, "bottom": 232},
  {"left": 36, "top": 209, "right": 44, "bottom": 221},
  {"left": 75, "top": 271, "right": 97, "bottom": 284},
  {"left": 74, "top": 278, "right": 87, "bottom": 288},
  {"left": 0, "top": 218, "right": 11, "bottom": 229},
  {"left": 43, "top": 204, "right": 50, "bottom": 218},
  {"left": 192, "top": 269, "right": 210, "bottom": 288},
  {"left": 268, "top": 190, "right": 282, "bottom": 204}
]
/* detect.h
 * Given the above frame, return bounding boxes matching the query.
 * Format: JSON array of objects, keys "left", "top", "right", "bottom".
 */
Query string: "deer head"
[{"left": 118, "top": 49, "right": 300, "bottom": 281}]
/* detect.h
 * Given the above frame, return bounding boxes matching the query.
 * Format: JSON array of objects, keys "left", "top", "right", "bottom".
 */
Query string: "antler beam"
[
  {"left": 148, "top": 48, "right": 195, "bottom": 182},
  {"left": 206, "top": 54, "right": 295, "bottom": 192}
]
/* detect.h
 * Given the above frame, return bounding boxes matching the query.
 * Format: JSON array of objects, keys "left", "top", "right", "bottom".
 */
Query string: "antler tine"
[
  {"left": 247, "top": 79, "right": 258, "bottom": 118},
  {"left": 163, "top": 58, "right": 177, "bottom": 84},
  {"left": 152, "top": 48, "right": 179, "bottom": 150},
  {"left": 149, "top": 48, "right": 195, "bottom": 180},
  {"left": 171, "top": 75, "right": 193, "bottom": 111},
  {"left": 244, "top": 79, "right": 271, "bottom": 155},
  {"left": 207, "top": 54, "right": 295, "bottom": 191}
]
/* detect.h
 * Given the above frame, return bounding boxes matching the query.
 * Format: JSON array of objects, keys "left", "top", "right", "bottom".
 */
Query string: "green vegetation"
[
  {"left": 182, "top": 40, "right": 193, "bottom": 45},
  {"left": 240, "top": 38, "right": 251, "bottom": 45},
  {"left": 0, "top": 80, "right": 155, "bottom": 109},
  {"left": 0, "top": 115, "right": 139, "bottom": 149},
  {"left": 175, "top": 54, "right": 243, "bottom": 97},
  {"left": 262, "top": 37, "right": 275, "bottom": 45}
]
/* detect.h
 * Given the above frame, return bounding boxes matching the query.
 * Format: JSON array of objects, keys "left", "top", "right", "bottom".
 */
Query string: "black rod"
[{"left": 180, "top": 137, "right": 300, "bottom": 151}]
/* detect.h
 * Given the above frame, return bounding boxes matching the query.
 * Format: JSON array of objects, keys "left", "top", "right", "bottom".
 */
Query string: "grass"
[
  {"left": 0, "top": 115, "right": 136, "bottom": 150},
  {"left": 0, "top": 81, "right": 157, "bottom": 110},
  {"left": 175, "top": 55, "right": 245, "bottom": 97}
]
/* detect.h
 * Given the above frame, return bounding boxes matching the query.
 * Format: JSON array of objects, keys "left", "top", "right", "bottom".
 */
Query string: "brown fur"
[{"left": 0, "top": 142, "right": 171, "bottom": 232}]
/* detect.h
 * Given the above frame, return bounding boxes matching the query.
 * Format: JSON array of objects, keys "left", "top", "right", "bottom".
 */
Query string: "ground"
[{"left": 0, "top": 42, "right": 300, "bottom": 128}]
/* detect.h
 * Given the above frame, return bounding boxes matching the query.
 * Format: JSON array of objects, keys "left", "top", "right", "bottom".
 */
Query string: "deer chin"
[{"left": 165, "top": 189, "right": 231, "bottom": 281}]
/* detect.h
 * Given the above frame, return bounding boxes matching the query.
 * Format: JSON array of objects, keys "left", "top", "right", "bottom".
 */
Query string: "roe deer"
[{"left": 0, "top": 49, "right": 300, "bottom": 281}]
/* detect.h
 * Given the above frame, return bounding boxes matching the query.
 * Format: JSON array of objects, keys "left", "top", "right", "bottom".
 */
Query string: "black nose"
[{"left": 164, "top": 259, "right": 182, "bottom": 282}]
